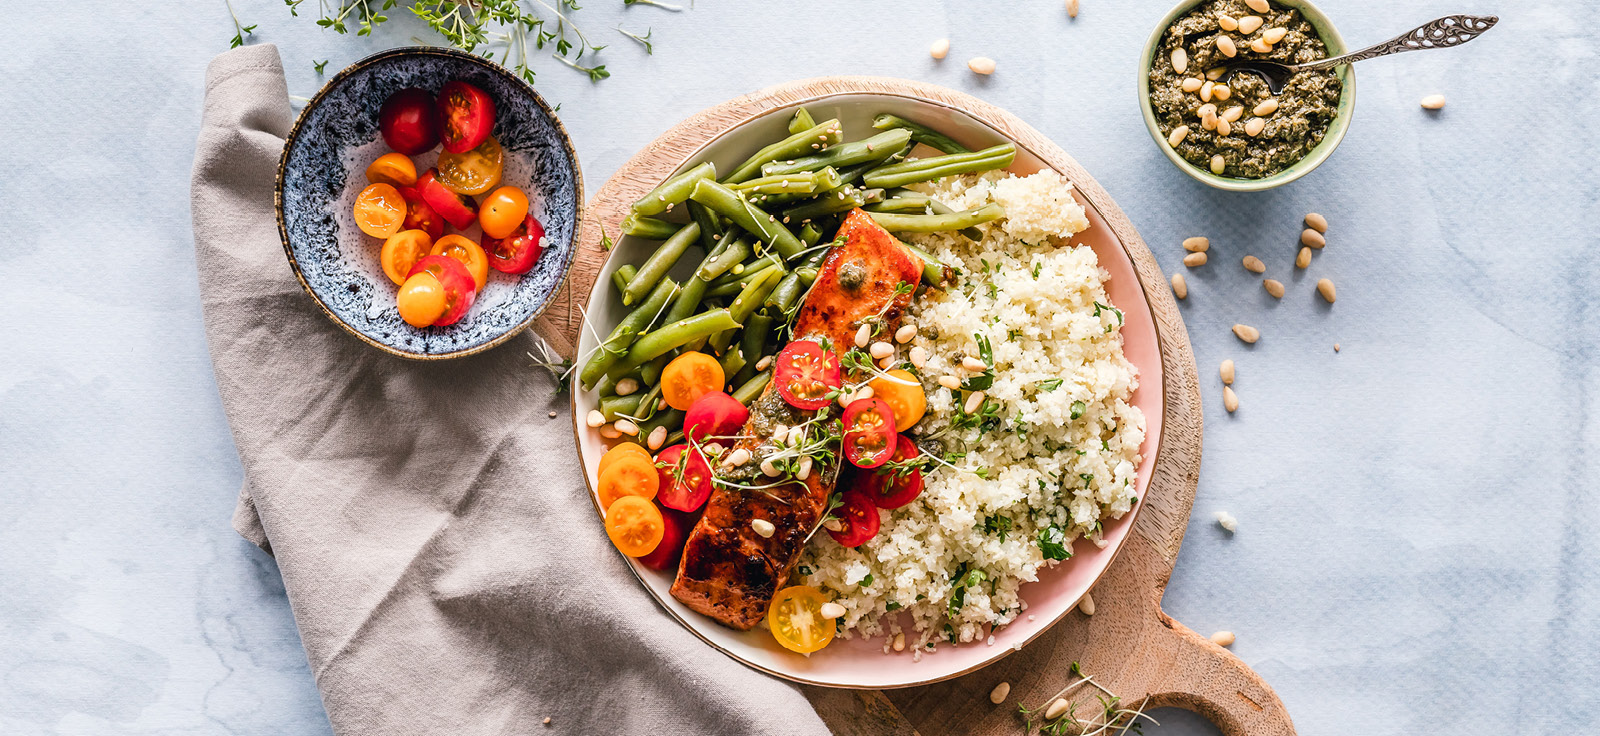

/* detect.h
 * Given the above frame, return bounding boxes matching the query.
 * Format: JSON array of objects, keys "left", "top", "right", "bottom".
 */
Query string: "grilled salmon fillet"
[{"left": 670, "top": 209, "right": 923, "bottom": 630}]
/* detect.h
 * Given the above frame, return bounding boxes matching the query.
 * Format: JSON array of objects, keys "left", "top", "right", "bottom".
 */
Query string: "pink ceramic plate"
[{"left": 572, "top": 93, "right": 1163, "bottom": 689}]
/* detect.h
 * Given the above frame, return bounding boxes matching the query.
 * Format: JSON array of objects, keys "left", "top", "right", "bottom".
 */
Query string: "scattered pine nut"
[
  {"left": 1317, "top": 278, "right": 1337, "bottom": 303},
  {"left": 819, "top": 601, "right": 846, "bottom": 619},
  {"left": 751, "top": 518, "right": 776, "bottom": 538},
  {"left": 1244, "top": 117, "right": 1265, "bottom": 137},
  {"left": 895, "top": 324, "right": 917, "bottom": 343},
  {"left": 962, "top": 355, "right": 987, "bottom": 372},
  {"left": 968, "top": 56, "right": 996, "bottom": 75},
  {"left": 1263, "top": 278, "right": 1285, "bottom": 298},
  {"left": 909, "top": 346, "right": 928, "bottom": 368},
  {"left": 1238, "top": 15, "right": 1263, "bottom": 34},
  {"left": 615, "top": 377, "right": 639, "bottom": 396},
  {"left": 1210, "top": 630, "right": 1237, "bottom": 647},
  {"left": 929, "top": 38, "right": 950, "bottom": 59},
  {"left": 1253, "top": 98, "right": 1279, "bottom": 116},
  {"left": 1304, "top": 212, "right": 1328, "bottom": 233},
  {"left": 1184, "top": 251, "right": 1208, "bottom": 267},
  {"left": 1183, "top": 236, "right": 1210, "bottom": 252},
  {"left": 1197, "top": 102, "right": 1218, "bottom": 119},
  {"left": 869, "top": 341, "right": 894, "bottom": 359},
  {"left": 1201, "top": 80, "right": 1214, "bottom": 102},
  {"left": 1168, "top": 125, "right": 1191, "bottom": 147},
  {"left": 963, "top": 390, "right": 987, "bottom": 415},
  {"left": 1078, "top": 592, "right": 1096, "bottom": 616},
  {"left": 1200, "top": 114, "right": 1218, "bottom": 132},
  {"left": 893, "top": 632, "right": 906, "bottom": 651},
  {"left": 598, "top": 424, "right": 622, "bottom": 439},
  {"left": 647, "top": 425, "right": 668, "bottom": 450},
  {"left": 1171, "top": 48, "right": 1188, "bottom": 74},
  {"left": 1221, "top": 105, "right": 1243, "bottom": 122},
  {"left": 548, "top": 411, "right": 557, "bottom": 418},
  {"left": 990, "top": 681, "right": 1012, "bottom": 704},
  {"left": 1242, "top": 255, "right": 1265, "bottom": 273},
  {"left": 1223, "top": 385, "right": 1239, "bottom": 412},
  {"left": 1066, "top": 0, "right": 1080, "bottom": 18},
  {"left": 1245, "top": 0, "right": 1269, "bottom": 12},
  {"left": 1207, "top": 66, "right": 1226, "bottom": 81},
  {"left": 725, "top": 447, "right": 751, "bottom": 467},
  {"left": 1210, "top": 154, "right": 1226, "bottom": 175},
  {"left": 1215, "top": 510, "right": 1239, "bottom": 531},
  {"left": 1262, "top": 26, "right": 1287, "bottom": 44},
  {"left": 755, "top": 355, "right": 773, "bottom": 371},
  {"left": 1295, "top": 246, "right": 1312, "bottom": 269},
  {"left": 1214, "top": 84, "right": 1232, "bottom": 101},
  {"left": 1171, "top": 273, "right": 1188, "bottom": 300},
  {"left": 1250, "top": 38, "right": 1272, "bottom": 53},
  {"left": 856, "top": 386, "right": 875, "bottom": 401},
  {"left": 544, "top": 717, "right": 552, "bottom": 726},
  {"left": 938, "top": 375, "right": 961, "bottom": 390},
  {"left": 1232, "top": 324, "right": 1260, "bottom": 343},
  {"left": 878, "top": 355, "right": 895, "bottom": 370},
  {"left": 1218, "top": 14, "right": 1238, "bottom": 31},
  {"left": 1421, "top": 94, "right": 1447, "bottom": 110},
  {"left": 1045, "top": 698, "right": 1071, "bottom": 720},
  {"left": 1301, "top": 228, "right": 1326, "bottom": 249},
  {"left": 854, "top": 323, "right": 872, "bottom": 348},
  {"left": 1181, "top": 77, "right": 1203, "bottom": 92},
  {"left": 760, "top": 457, "right": 781, "bottom": 477},
  {"left": 1216, "top": 118, "right": 1232, "bottom": 137},
  {"left": 1220, "top": 359, "right": 1235, "bottom": 385},
  {"left": 585, "top": 410, "right": 606, "bottom": 428},
  {"left": 1334, "top": 343, "right": 1342, "bottom": 352},
  {"left": 797, "top": 456, "right": 813, "bottom": 480},
  {"left": 1217, "top": 36, "right": 1237, "bottom": 57}
]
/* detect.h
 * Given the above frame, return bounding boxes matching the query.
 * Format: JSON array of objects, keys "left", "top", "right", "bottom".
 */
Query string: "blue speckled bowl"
[{"left": 276, "top": 46, "right": 581, "bottom": 360}]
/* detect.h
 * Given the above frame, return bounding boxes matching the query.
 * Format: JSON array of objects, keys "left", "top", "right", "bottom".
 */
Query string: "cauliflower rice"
[{"left": 795, "top": 170, "right": 1145, "bottom": 654}]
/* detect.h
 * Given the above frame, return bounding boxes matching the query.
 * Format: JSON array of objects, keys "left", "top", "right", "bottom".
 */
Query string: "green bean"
[
  {"left": 635, "top": 409, "right": 685, "bottom": 446},
  {"left": 630, "top": 161, "right": 716, "bottom": 217},
  {"left": 610, "top": 264, "right": 638, "bottom": 295},
  {"left": 862, "top": 144, "right": 1017, "bottom": 189},
  {"left": 732, "top": 369, "right": 772, "bottom": 406},
  {"left": 797, "top": 266, "right": 819, "bottom": 286},
  {"left": 781, "top": 186, "right": 884, "bottom": 222},
  {"left": 620, "top": 213, "right": 680, "bottom": 240},
  {"left": 712, "top": 266, "right": 783, "bottom": 352},
  {"left": 600, "top": 394, "right": 644, "bottom": 421},
  {"left": 696, "top": 235, "right": 753, "bottom": 280},
  {"left": 871, "top": 113, "right": 970, "bottom": 155},
  {"left": 759, "top": 129, "right": 913, "bottom": 178},
  {"left": 799, "top": 223, "right": 823, "bottom": 246},
  {"left": 764, "top": 271, "right": 803, "bottom": 315},
  {"left": 579, "top": 277, "right": 680, "bottom": 389},
  {"left": 723, "top": 119, "right": 843, "bottom": 184},
  {"left": 689, "top": 179, "right": 804, "bottom": 260},
  {"left": 901, "top": 242, "right": 955, "bottom": 286},
  {"left": 623, "top": 221, "right": 699, "bottom": 305},
  {"left": 735, "top": 312, "right": 773, "bottom": 386},
  {"left": 608, "top": 309, "right": 741, "bottom": 380},
  {"left": 864, "top": 192, "right": 932, "bottom": 213},
  {"left": 732, "top": 167, "right": 842, "bottom": 197},
  {"left": 664, "top": 275, "right": 710, "bottom": 326},
  {"left": 788, "top": 107, "right": 815, "bottom": 135},
  {"left": 707, "top": 254, "right": 782, "bottom": 295},
  {"left": 687, "top": 200, "right": 725, "bottom": 252},
  {"left": 718, "top": 343, "right": 746, "bottom": 377},
  {"left": 633, "top": 381, "right": 664, "bottom": 422},
  {"left": 641, "top": 352, "right": 670, "bottom": 386},
  {"left": 922, "top": 195, "right": 986, "bottom": 241},
  {"left": 869, "top": 203, "right": 1005, "bottom": 234}
]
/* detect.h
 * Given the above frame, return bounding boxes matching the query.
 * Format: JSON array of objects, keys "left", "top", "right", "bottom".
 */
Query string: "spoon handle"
[{"left": 1300, "top": 14, "right": 1498, "bottom": 71}]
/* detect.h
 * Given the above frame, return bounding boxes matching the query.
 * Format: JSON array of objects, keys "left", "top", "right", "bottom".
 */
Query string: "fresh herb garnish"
[
  {"left": 982, "top": 514, "right": 1013, "bottom": 542},
  {"left": 1038, "top": 523, "right": 1072, "bottom": 561},
  {"left": 313, "top": 59, "right": 329, "bottom": 75},
  {"left": 859, "top": 573, "right": 874, "bottom": 587},
  {"left": 616, "top": 26, "right": 653, "bottom": 53},
  {"left": 1070, "top": 400, "right": 1087, "bottom": 420},
  {"left": 885, "top": 601, "right": 901, "bottom": 611},
  {"left": 1093, "top": 301, "right": 1124, "bottom": 333},
  {"left": 1037, "top": 378, "right": 1063, "bottom": 392},
  {"left": 225, "top": 0, "right": 256, "bottom": 48},
  {"left": 624, "top": 0, "right": 682, "bottom": 9}
]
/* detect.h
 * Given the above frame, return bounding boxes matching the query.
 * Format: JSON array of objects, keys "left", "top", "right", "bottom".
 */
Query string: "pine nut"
[
  {"left": 1066, "top": 0, "right": 1079, "bottom": 18},
  {"left": 1250, "top": 38, "right": 1272, "bottom": 53},
  {"left": 1217, "top": 36, "right": 1237, "bottom": 57},
  {"left": 870, "top": 341, "right": 894, "bottom": 359},
  {"left": 1217, "top": 118, "right": 1232, "bottom": 137},
  {"left": 1296, "top": 246, "right": 1312, "bottom": 269},
  {"left": 1221, "top": 105, "right": 1243, "bottom": 122},
  {"left": 1317, "top": 278, "right": 1337, "bottom": 303},
  {"left": 856, "top": 386, "right": 874, "bottom": 401},
  {"left": 1200, "top": 114, "right": 1218, "bottom": 131},
  {"left": 1213, "top": 84, "right": 1232, "bottom": 101},
  {"left": 1220, "top": 359, "right": 1235, "bottom": 385},
  {"left": 1207, "top": 66, "right": 1226, "bottom": 81},
  {"left": 854, "top": 323, "right": 872, "bottom": 347},
  {"left": 1334, "top": 343, "right": 1341, "bottom": 353},
  {"left": 1168, "top": 125, "right": 1190, "bottom": 147},
  {"left": 703, "top": 442, "right": 725, "bottom": 457},
  {"left": 1183, "top": 236, "right": 1210, "bottom": 252},
  {"left": 1184, "top": 252, "right": 1208, "bottom": 267},
  {"left": 750, "top": 518, "right": 776, "bottom": 538},
  {"left": 1171, "top": 48, "right": 1188, "bottom": 74},
  {"left": 1304, "top": 212, "right": 1328, "bottom": 233},
  {"left": 1245, "top": 117, "right": 1265, "bottom": 136},
  {"left": 760, "top": 457, "right": 781, "bottom": 477},
  {"left": 968, "top": 56, "right": 996, "bottom": 75},
  {"left": 1210, "top": 155, "right": 1226, "bottom": 175},
  {"left": 1238, "top": 15, "right": 1263, "bottom": 34},
  {"left": 1232, "top": 324, "right": 1260, "bottom": 343},
  {"left": 990, "top": 681, "right": 1012, "bottom": 704},
  {"left": 1045, "top": 698, "right": 1071, "bottom": 720},
  {"left": 819, "top": 601, "right": 846, "bottom": 619},
  {"left": 1245, "top": 0, "right": 1269, "bottom": 12},
  {"left": 823, "top": 518, "right": 843, "bottom": 532},
  {"left": 878, "top": 356, "right": 895, "bottom": 370},
  {"left": 929, "top": 38, "right": 950, "bottom": 59},
  {"left": 962, "top": 355, "right": 987, "bottom": 372},
  {"left": 1215, "top": 510, "right": 1238, "bottom": 531},
  {"left": 797, "top": 456, "right": 813, "bottom": 480},
  {"left": 909, "top": 346, "right": 928, "bottom": 368},
  {"left": 1242, "top": 255, "right": 1265, "bottom": 273},
  {"left": 1200, "top": 80, "right": 1214, "bottom": 102},
  {"left": 938, "top": 375, "right": 960, "bottom": 390},
  {"left": 1181, "top": 77, "right": 1203, "bottom": 92},
  {"left": 1218, "top": 14, "right": 1238, "bottom": 31},
  {"left": 1171, "top": 273, "right": 1188, "bottom": 299},
  {"left": 586, "top": 410, "right": 606, "bottom": 428},
  {"left": 1301, "top": 228, "right": 1326, "bottom": 249},
  {"left": 1262, "top": 27, "right": 1287, "bottom": 44},
  {"left": 755, "top": 355, "right": 773, "bottom": 371},
  {"left": 615, "top": 377, "right": 639, "bottom": 396},
  {"left": 725, "top": 448, "right": 751, "bottom": 466},
  {"left": 1197, "top": 102, "right": 1218, "bottom": 119},
  {"left": 1263, "top": 278, "right": 1284, "bottom": 298},
  {"left": 963, "top": 390, "right": 987, "bottom": 415},
  {"left": 1254, "top": 98, "right": 1279, "bottom": 116},
  {"left": 1421, "top": 94, "right": 1447, "bottom": 110},
  {"left": 647, "top": 425, "right": 668, "bottom": 450},
  {"left": 1223, "top": 385, "right": 1239, "bottom": 412},
  {"left": 895, "top": 324, "right": 917, "bottom": 343},
  {"left": 893, "top": 633, "right": 906, "bottom": 651},
  {"left": 599, "top": 424, "right": 622, "bottom": 439},
  {"left": 1078, "top": 592, "right": 1096, "bottom": 616},
  {"left": 1211, "top": 630, "right": 1237, "bottom": 647}
]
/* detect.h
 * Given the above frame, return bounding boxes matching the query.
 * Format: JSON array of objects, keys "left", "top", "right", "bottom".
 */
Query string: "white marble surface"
[{"left": 3, "top": 1, "right": 1595, "bottom": 733}]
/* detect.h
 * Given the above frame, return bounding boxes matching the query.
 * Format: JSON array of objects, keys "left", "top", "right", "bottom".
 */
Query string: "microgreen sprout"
[
  {"left": 225, "top": 0, "right": 257, "bottom": 48},
  {"left": 624, "top": 0, "right": 682, "bottom": 9},
  {"left": 616, "top": 26, "right": 653, "bottom": 53}
]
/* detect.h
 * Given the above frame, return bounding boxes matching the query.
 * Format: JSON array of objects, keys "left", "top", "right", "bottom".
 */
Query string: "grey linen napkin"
[{"left": 191, "top": 44, "right": 829, "bottom": 736}]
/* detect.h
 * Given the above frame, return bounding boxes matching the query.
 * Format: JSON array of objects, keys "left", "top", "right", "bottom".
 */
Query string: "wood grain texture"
[{"left": 544, "top": 76, "right": 1295, "bottom": 736}]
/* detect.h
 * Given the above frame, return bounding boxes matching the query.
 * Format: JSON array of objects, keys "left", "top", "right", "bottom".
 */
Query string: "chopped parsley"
[
  {"left": 1093, "top": 301, "right": 1124, "bottom": 333},
  {"left": 982, "top": 514, "right": 1014, "bottom": 542},
  {"left": 1037, "top": 378, "right": 1063, "bottom": 392},
  {"left": 1038, "top": 524, "right": 1072, "bottom": 561},
  {"left": 859, "top": 573, "right": 874, "bottom": 587},
  {"left": 1070, "top": 400, "right": 1087, "bottom": 420}
]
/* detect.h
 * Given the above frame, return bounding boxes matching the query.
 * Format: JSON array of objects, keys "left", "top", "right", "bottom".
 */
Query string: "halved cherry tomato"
[
  {"left": 353, "top": 183, "right": 407, "bottom": 238},
  {"left": 396, "top": 271, "right": 447, "bottom": 328},
  {"left": 663, "top": 352, "right": 726, "bottom": 411},
  {"left": 396, "top": 186, "right": 444, "bottom": 241},
  {"left": 826, "top": 489, "right": 881, "bottom": 548},
  {"left": 405, "top": 255, "right": 476, "bottom": 326},
  {"left": 429, "top": 234, "right": 489, "bottom": 293},
  {"left": 654, "top": 444, "right": 714, "bottom": 512},
  {"left": 417, "top": 169, "right": 477, "bottom": 230},
  {"left": 598, "top": 452, "right": 660, "bottom": 510},
  {"left": 478, "top": 186, "right": 529, "bottom": 239},
  {"left": 869, "top": 369, "right": 927, "bottom": 432},
  {"left": 437, "top": 80, "right": 496, "bottom": 154},
  {"left": 380, "top": 87, "right": 439, "bottom": 155},
  {"left": 599, "top": 442, "right": 652, "bottom": 478},
  {"left": 605, "top": 495, "right": 664, "bottom": 558},
  {"left": 637, "top": 504, "right": 694, "bottom": 571},
  {"left": 841, "top": 398, "right": 898, "bottom": 468},
  {"left": 380, "top": 229, "right": 433, "bottom": 286},
  {"left": 482, "top": 215, "right": 545, "bottom": 275},
  {"left": 774, "top": 340, "right": 841, "bottom": 410},
  {"left": 860, "top": 435, "right": 924, "bottom": 509},
  {"left": 365, "top": 152, "right": 417, "bottom": 188},
  {"left": 437, "top": 136, "right": 503, "bottom": 196},
  {"left": 684, "top": 391, "right": 748, "bottom": 443},
  {"left": 768, "top": 585, "right": 838, "bottom": 654}
]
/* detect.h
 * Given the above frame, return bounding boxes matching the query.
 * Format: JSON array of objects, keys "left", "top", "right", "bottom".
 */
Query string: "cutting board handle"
[{"left": 1138, "top": 613, "right": 1296, "bottom": 736}]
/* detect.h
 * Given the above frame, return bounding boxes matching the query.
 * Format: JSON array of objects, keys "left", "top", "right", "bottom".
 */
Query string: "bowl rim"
[
  {"left": 274, "top": 45, "right": 584, "bottom": 361},
  {"left": 1137, "top": 0, "right": 1356, "bottom": 192}
]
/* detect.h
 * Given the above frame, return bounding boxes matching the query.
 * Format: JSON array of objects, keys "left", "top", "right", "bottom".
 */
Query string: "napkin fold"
[{"left": 191, "top": 43, "right": 828, "bottom": 736}]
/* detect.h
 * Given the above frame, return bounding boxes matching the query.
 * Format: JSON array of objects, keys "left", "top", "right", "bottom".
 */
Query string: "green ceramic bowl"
[{"left": 1138, "top": 0, "right": 1356, "bottom": 192}]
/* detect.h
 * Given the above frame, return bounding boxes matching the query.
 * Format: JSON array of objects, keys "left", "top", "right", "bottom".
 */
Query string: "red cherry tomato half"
[
  {"left": 684, "top": 391, "right": 749, "bottom": 444},
  {"left": 637, "top": 504, "right": 696, "bottom": 571},
  {"left": 861, "top": 435, "right": 924, "bottom": 509},
  {"left": 437, "top": 80, "right": 496, "bottom": 154},
  {"left": 417, "top": 169, "right": 478, "bottom": 230},
  {"left": 773, "top": 340, "right": 841, "bottom": 411},
  {"left": 827, "top": 490, "right": 881, "bottom": 548},
  {"left": 406, "top": 255, "right": 477, "bottom": 326},
  {"left": 841, "top": 398, "right": 898, "bottom": 469},
  {"left": 379, "top": 88, "right": 440, "bottom": 155},
  {"left": 654, "top": 444, "right": 715, "bottom": 513},
  {"left": 395, "top": 186, "right": 444, "bottom": 241},
  {"left": 482, "top": 215, "right": 545, "bottom": 275}
]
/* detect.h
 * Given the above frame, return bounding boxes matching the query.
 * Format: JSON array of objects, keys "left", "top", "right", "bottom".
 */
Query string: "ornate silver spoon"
[{"left": 1219, "top": 14, "right": 1498, "bottom": 94}]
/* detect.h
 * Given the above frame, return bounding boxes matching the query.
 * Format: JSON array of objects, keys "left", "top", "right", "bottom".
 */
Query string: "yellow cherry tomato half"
[
  {"left": 365, "top": 152, "right": 418, "bottom": 188},
  {"left": 354, "top": 183, "right": 408, "bottom": 238},
  {"left": 598, "top": 442, "right": 652, "bottom": 479},
  {"left": 436, "top": 136, "right": 503, "bottom": 196},
  {"left": 869, "top": 368, "right": 927, "bottom": 432},
  {"left": 429, "top": 234, "right": 489, "bottom": 293},
  {"left": 478, "top": 186, "right": 530, "bottom": 239},
  {"left": 661, "top": 352, "right": 726, "bottom": 411},
  {"left": 380, "top": 229, "right": 433, "bottom": 286},
  {"left": 605, "top": 495, "right": 665, "bottom": 558},
  {"left": 767, "top": 585, "right": 837, "bottom": 654},
  {"left": 597, "top": 453, "right": 659, "bottom": 510},
  {"left": 396, "top": 271, "right": 448, "bottom": 327}
]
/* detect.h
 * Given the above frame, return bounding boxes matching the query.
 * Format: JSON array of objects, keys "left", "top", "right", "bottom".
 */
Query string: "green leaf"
[
  {"left": 1038, "top": 524, "right": 1072, "bottom": 561},
  {"left": 1070, "top": 400, "right": 1086, "bottom": 420}
]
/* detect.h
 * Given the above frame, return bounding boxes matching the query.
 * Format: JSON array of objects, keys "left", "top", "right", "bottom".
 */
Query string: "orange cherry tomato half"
[
  {"left": 429, "top": 234, "right": 489, "bottom": 293},
  {"left": 405, "top": 255, "right": 476, "bottom": 326},
  {"left": 478, "top": 186, "right": 530, "bottom": 239},
  {"left": 661, "top": 352, "right": 726, "bottom": 411},
  {"left": 598, "top": 453, "right": 660, "bottom": 510},
  {"left": 379, "top": 87, "right": 439, "bottom": 156},
  {"left": 353, "top": 183, "right": 407, "bottom": 238},
  {"left": 395, "top": 186, "right": 444, "bottom": 241},
  {"left": 380, "top": 229, "right": 434, "bottom": 286},
  {"left": 606, "top": 495, "right": 665, "bottom": 558},
  {"left": 868, "top": 369, "right": 927, "bottom": 432},
  {"left": 437, "top": 80, "right": 496, "bottom": 154},
  {"left": 654, "top": 444, "right": 714, "bottom": 513},
  {"left": 841, "top": 398, "right": 898, "bottom": 469},
  {"left": 774, "top": 340, "right": 841, "bottom": 411},
  {"left": 416, "top": 169, "right": 477, "bottom": 230},
  {"left": 365, "top": 152, "right": 418, "bottom": 188},
  {"left": 482, "top": 215, "right": 545, "bottom": 275},
  {"left": 396, "top": 272, "right": 448, "bottom": 328},
  {"left": 599, "top": 442, "right": 652, "bottom": 478},
  {"left": 436, "top": 136, "right": 503, "bottom": 196},
  {"left": 826, "top": 489, "right": 881, "bottom": 548},
  {"left": 767, "top": 586, "right": 837, "bottom": 654}
]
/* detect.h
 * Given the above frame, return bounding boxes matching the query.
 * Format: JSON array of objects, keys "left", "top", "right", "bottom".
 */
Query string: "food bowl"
[
  {"left": 276, "top": 46, "right": 581, "bottom": 359},
  {"left": 1138, "top": 0, "right": 1356, "bottom": 192}
]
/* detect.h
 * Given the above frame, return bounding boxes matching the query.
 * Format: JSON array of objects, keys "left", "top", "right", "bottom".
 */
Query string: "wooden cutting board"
[{"left": 532, "top": 76, "right": 1295, "bottom": 736}]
